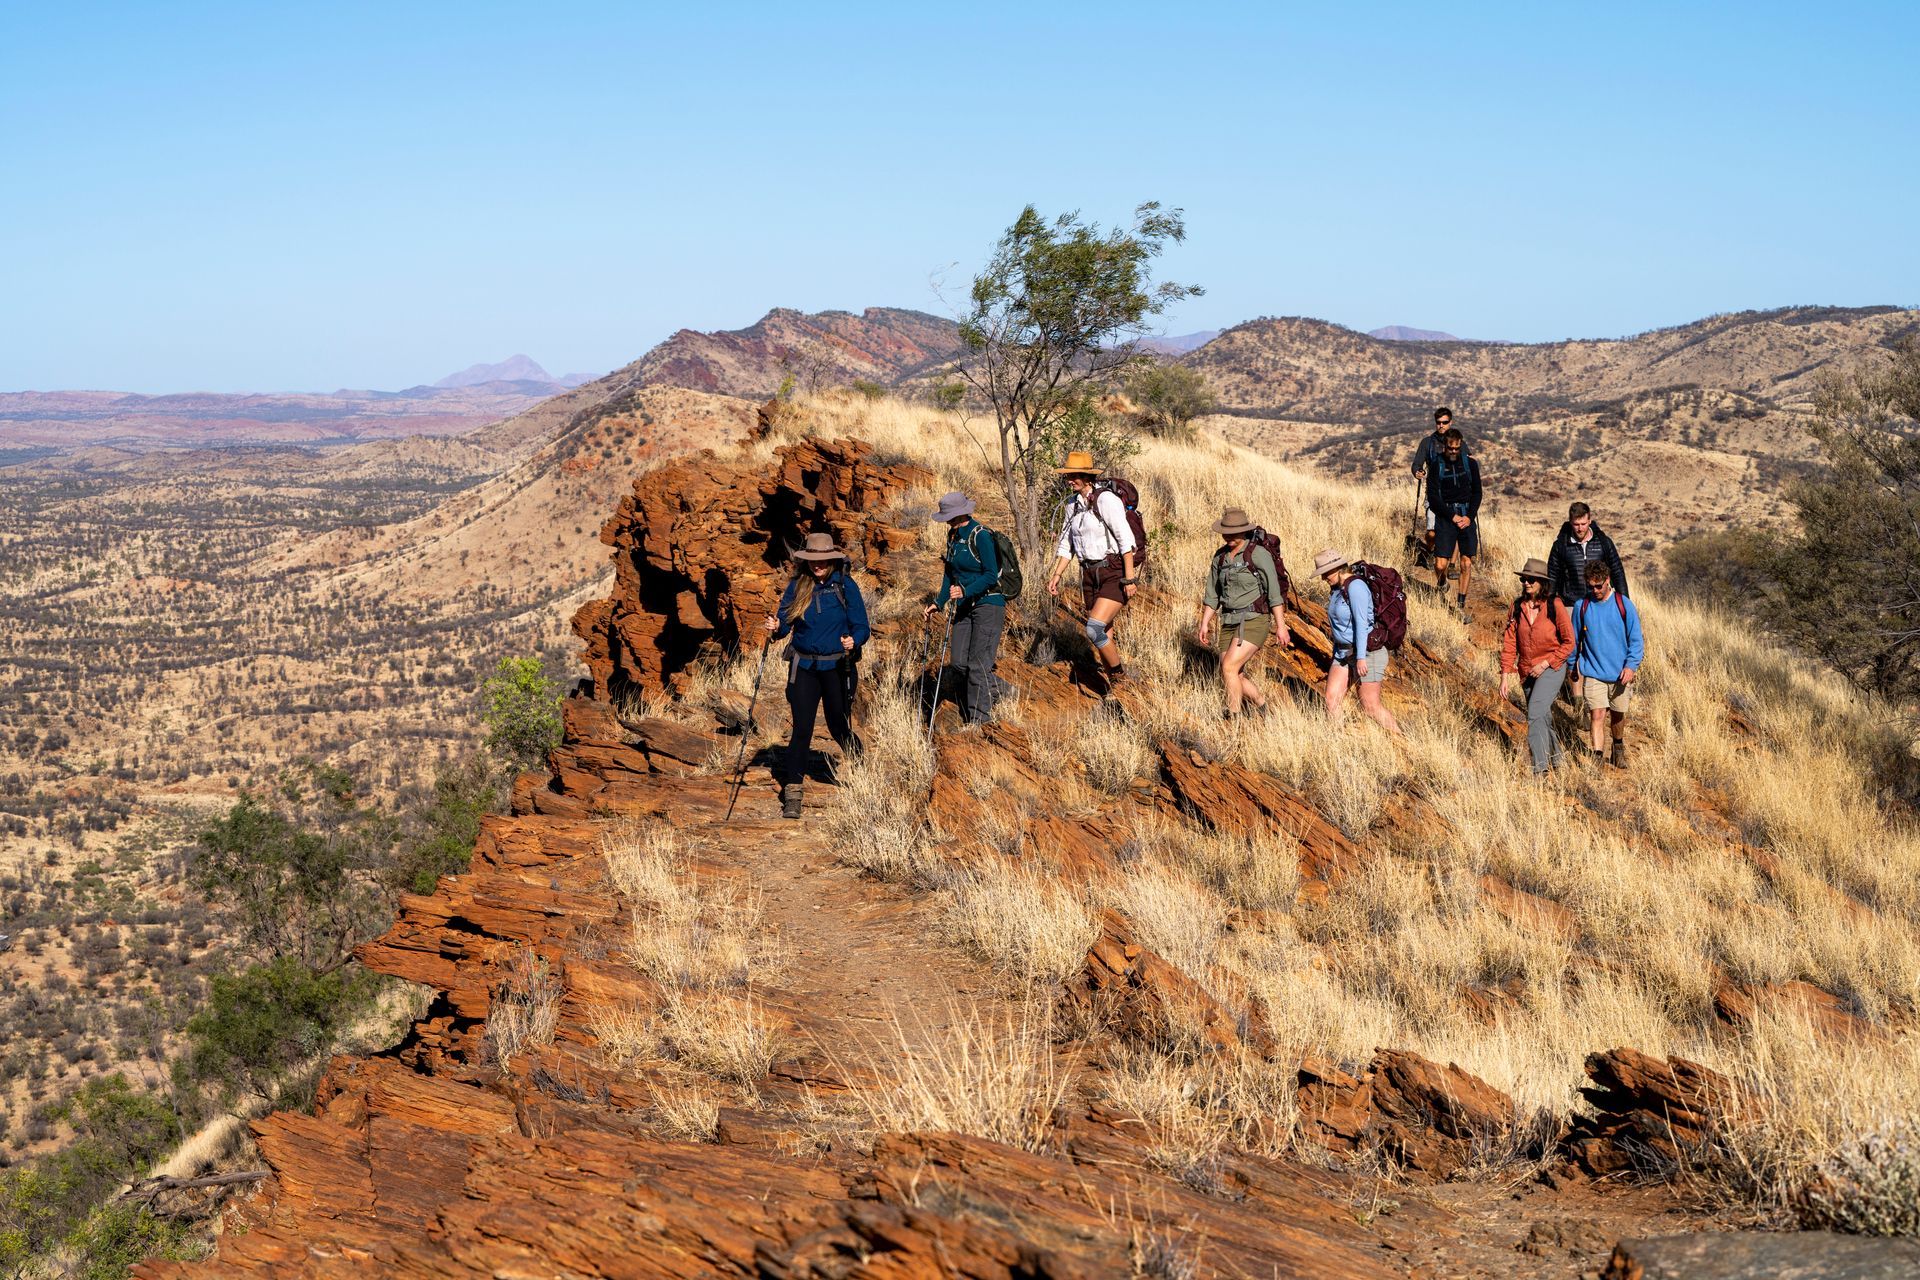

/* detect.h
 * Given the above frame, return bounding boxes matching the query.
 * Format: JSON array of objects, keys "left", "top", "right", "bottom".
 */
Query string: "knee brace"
[{"left": 1085, "top": 616, "right": 1110, "bottom": 647}]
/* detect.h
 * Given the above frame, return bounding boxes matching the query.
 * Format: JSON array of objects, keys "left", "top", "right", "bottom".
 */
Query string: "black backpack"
[
  {"left": 1211, "top": 528, "right": 1291, "bottom": 614},
  {"left": 951, "top": 523, "right": 1024, "bottom": 602},
  {"left": 1090, "top": 477, "right": 1150, "bottom": 568}
]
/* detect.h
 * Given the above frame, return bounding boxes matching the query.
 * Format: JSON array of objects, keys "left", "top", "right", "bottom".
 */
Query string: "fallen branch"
[{"left": 117, "top": 1169, "right": 268, "bottom": 1206}]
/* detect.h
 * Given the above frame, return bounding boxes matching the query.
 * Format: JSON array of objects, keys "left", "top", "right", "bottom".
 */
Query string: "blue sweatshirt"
[
  {"left": 1572, "top": 589, "right": 1645, "bottom": 683},
  {"left": 772, "top": 569, "right": 871, "bottom": 669},
  {"left": 938, "top": 518, "right": 1006, "bottom": 608},
  {"left": 1329, "top": 576, "right": 1375, "bottom": 661}
]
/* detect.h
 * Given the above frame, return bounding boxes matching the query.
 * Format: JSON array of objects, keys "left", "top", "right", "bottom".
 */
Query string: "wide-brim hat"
[
  {"left": 1213, "top": 506, "right": 1256, "bottom": 535},
  {"left": 1516, "top": 557, "right": 1552, "bottom": 582},
  {"left": 1054, "top": 449, "right": 1098, "bottom": 476},
  {"left": 931, "top": 491, "right": 976, "bottom": 522},
  {"left": 790, "top": 532, "right": 847, "bottom": 562},
  {"left": 1312, "top": 548, "right": 1349, "bottom": 577}
]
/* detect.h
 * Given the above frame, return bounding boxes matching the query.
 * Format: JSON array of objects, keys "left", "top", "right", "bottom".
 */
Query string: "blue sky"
[{"left": 4, "top": 1, "right": 1916, "bottom": 392}]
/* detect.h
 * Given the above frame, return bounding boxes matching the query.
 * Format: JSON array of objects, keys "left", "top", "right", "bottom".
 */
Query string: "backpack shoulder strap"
[{"left": 1615, "top": 592, "right": 1627, "bottom": 621}]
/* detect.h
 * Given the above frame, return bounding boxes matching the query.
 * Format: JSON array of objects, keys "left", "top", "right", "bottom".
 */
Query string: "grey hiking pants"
[
  {"left": 949, "top": 602, "right": 1008, "bottom": 724},
  {"left": 1519, "top": 663, "right": 1570, "bottom": 774}
]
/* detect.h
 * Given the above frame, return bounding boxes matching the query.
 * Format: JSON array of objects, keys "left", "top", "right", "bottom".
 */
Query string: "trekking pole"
[
  {"left": 925, "top": 600, "right": 953, "bottom": 744},
  {"left": 723, "top": 634, "right": 774, "bottom": 823}
]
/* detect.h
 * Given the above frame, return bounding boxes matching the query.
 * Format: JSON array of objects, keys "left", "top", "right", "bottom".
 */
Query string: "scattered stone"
[{"left": 1603, "top": 1232, "right": 1920, "bottom": 1279}]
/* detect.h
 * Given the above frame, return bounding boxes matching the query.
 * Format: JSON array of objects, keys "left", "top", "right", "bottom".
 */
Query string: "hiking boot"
[
  {"left": 1609, "top": 741, "right": 1627, "bottom": 770},
  {"left": 1102, "top": 666, "right": 1128, "bottom": 696},
  {"left": 780, "top": 783, "right": 803, "bottom": 819}
]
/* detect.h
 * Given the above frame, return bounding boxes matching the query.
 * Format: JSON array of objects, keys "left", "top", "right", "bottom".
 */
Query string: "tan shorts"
[
  {"left": 1213, "top": 614, "right": 1272, "bottom": 654},
  {"left": 1581, "top": 674, "right": 1635, "bottom": 713}
]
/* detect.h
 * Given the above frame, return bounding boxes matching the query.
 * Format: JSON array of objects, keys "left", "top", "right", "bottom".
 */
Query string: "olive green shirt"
[{"left": 1204, "top": 543, "right": 1284, "bottom": 622}]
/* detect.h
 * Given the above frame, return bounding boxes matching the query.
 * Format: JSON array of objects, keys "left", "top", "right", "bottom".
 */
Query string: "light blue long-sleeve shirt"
[
  {"left": 1573, "top": 589, "right": 1645, "bottom": 682},
  {"left": 1329, "top": 576, "right": 1375, "bottom": 661}
]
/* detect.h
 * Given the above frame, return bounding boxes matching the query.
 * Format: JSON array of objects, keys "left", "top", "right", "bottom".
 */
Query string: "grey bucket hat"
[
  {"left": 1312, "top": 548, "right": 1350, "bottom": 578},
  {"left": 931, "top": 491, "right": 976, "bottom": 522},
  {"left": 1516, "top": 557, "right": 1552, "bottom": 582},
  {"left": 1213, "top": 506, "right": 1256, "bottom": 535}
]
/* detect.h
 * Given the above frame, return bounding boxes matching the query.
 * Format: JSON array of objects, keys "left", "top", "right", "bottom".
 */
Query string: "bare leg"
[
  {"left": 1456, "top": 555, "right": 1474, "bottom": 599},
  {"left": 1325, "top": 661, "right": 1353, "bottom": 725},
  {"left": 1221, "top": 638, "right": 1263, "bottom": 714},
  {"left": 1433, "top": 556, "right": 1451, "bottom": 590},
  {"left": 1589, "top": 707, "right": 1610, "bottom": 752},
  {"left": 1357, "top": 679, "right": 1402, "bottom": 735},
  {"left": 1088, "top": 596, "right": 1124, "bottom": 670}
]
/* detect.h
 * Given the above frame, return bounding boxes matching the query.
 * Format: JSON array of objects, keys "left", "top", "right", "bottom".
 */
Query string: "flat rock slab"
[{"left": 1606, "top": 1233, "right": 1920, "bottom": 1280}]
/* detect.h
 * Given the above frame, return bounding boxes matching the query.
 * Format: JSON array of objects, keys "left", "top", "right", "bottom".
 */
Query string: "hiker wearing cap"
[
  {"left": 1425, "top": 427, "right": 1481, "bottom": 618},
  {"left": 764, "top": 533, "right": 871, "bottom": 818},
  {"left": 1197, "top": 507, "right": 1289, "bottom": 719},
  {"left": 1410, "top": 407, "right": 1452, "bottom": 542},
  {"left": 1044, "top": 450, "right": 1138, "bottom": 690},
  {"left": 1499, "top": 558, "right": 1576, "bottom": 775},
  {"left": 1315, "top": 549, "right": 1401, "bottom": 734},
  {"left": 923, "top": 491, "right": 1010, "bottom": 725},
  {"left": 1546, "top": 501, "right": 1630, "bottom": 608},
  {"left": 1571, "top": 560, "right": 1644, "bottom": 769}
]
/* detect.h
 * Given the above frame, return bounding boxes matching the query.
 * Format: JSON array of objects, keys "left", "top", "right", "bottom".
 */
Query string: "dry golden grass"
[
  {"left": 601, "top": 820, "right": 775, "bottom": 990},
  {"left": 835, "top": 999, "right": 1077, "bottom": 1153},
  {"left": 776, "top": 389, "right": 1920, "bottom": 1212},
  {"left": 943, "top": 862, "right": 1099, "bottom": 984},
  {"left": 485, "top": 947, "right": 562, "bottom": 1071}
]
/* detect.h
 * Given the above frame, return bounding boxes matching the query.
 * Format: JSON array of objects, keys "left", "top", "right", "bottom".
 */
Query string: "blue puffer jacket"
[
  {"left": 938, "top": 518, "right": 1006, "bottom": 608},
  {"left": 772, "top": 569, "right": 871, "bottom": 669}
]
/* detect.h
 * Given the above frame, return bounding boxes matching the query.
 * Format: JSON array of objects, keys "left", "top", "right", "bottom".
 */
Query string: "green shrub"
[
  {"left": 481, "top": 657, "right": 562, "bottom": 769},
  {"left": 185, "top": 958, "right": 372, "bottom": 1105}
]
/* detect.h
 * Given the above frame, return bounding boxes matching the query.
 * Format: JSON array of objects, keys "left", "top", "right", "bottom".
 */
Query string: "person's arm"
[
  {"left": 1547, "top": 599, "right": 1576, "bottom": 669},
  {"left": 1546, "top": 544, "right": 1565, "bottom": 603},
  {"left": 1498, "top": 611, "right": 1520, "bottom": 675},
  {"left": 768, "top": 581, "right": 797, "bottom": 637},
  {"left": 1100, "top": 491, "right": 1140, "bottom": 593},
  {"left": 1412, "top": 436, "right": 1428, "bottom": 476},
  {"left": 1607, "top": 535, "right": 1629, "bottom": 597},
  {"left": 1466, "top": 458, "right": 1483, "bottom": 519},
  {"left": 969, "top": 528, "right": 998, "bottom": 602},
  {"left": 1046, "top": 507, "right": 1075, "bottom": 595},
  {"left": 1622, "top": 598, "right": 1644, "bottom": 676},
  {"left": 1425, "top": 464, "right": 1441, "bottom": 514},
  {"left": 845, "top": 578, "right": 871, "bottom": 647},
  {"left": 1350, "top": 581, "right": 1375, "bottom": 670}
]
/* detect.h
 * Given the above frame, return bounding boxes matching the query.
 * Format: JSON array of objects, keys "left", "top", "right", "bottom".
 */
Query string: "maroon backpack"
[
  {"left": 1212, "top": 527, "right": 1292, "bottom": 614},
  {"left": 1347, "top": 560, "right": 1408, "bottom": 651},
  {"left": 1090, "top": 477, "right": 1150, "bottom": 568}
]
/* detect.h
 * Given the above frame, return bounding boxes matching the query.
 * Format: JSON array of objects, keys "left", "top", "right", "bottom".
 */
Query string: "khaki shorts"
[
  {"left": 1213, "top": 614, "right": 1272, "bottom": 654},
  {"left": 1580, "top": 674, "right": 1635, "bottom": 712}
]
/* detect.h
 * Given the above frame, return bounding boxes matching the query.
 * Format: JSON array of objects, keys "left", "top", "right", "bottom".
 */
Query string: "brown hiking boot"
[
  {"left": 1609, "top": 741, "right": 1627, "bottom": 769},
  {"left": 780, "top": 783, "right": 803, "bottom": 819}
]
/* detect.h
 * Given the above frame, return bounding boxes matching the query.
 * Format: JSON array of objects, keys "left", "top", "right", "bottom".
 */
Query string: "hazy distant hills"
[
  {"left": 433, "top": 355, "right": 599, "bottom": 390},
  {"left": 1139, "top": 330, "right": 1221, "bottom": 355},
  {"left": 1368, "top": 325, "right": 1462, "bottom": 342},
  {"left": 0, "top": 383, "right": 562, "bottom": 455}
]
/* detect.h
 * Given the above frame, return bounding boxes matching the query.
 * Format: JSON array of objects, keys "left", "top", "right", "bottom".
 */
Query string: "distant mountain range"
[
  {"left": 1138, "top": 331, "right": 1221, "bottom": 355},
  {"left": 433, "top": 356, "right": 599, "bottom": 390},
  {"left": 1367, "top": 325, "right": 1463, "bottom": 343}
]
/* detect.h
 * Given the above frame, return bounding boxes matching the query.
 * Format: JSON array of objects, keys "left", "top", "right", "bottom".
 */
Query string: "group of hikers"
[{"left": 760, "top": 417, "right": 1646, "bottom": 817}]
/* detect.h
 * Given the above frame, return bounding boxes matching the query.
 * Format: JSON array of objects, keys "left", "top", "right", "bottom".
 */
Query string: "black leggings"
[{"left": 784, "top": 663, "right": 857, "bottom": 784}]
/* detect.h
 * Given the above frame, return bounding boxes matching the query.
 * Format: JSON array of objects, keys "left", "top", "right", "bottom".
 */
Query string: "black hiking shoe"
[{"left": 780, "top": 783, "right": 803, "bottom": 819}]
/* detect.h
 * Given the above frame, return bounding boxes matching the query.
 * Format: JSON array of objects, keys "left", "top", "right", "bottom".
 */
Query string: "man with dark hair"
[
  {"left": 1425, "top": 426, "right": 1481, "bottom": 617},
  {"left": 1546, "top": 501, "right": 1629, "bottom": 607},
  {"left": 1410, "top": 407, "right": 1453, "bottom": 544}
]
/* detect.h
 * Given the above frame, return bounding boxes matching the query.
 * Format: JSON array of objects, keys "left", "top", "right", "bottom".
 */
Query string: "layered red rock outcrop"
[{"left": 571, "top": 437, "right": 932, "bottom": 699}]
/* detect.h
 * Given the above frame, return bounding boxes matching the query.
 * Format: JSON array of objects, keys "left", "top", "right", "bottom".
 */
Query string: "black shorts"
[{"left": 1435, "top": 518, "right": 1478, "bottom": 559}]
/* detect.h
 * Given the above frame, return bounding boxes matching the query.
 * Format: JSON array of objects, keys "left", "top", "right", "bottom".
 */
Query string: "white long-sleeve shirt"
[{"left": 1054, "top": 489, "right": 1138, "bottom": 561}]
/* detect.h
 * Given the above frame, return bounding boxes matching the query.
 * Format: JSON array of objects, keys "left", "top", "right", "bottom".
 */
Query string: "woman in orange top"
[{"left": 1499, "top": 557, "right": 1576, "bottom": 775}]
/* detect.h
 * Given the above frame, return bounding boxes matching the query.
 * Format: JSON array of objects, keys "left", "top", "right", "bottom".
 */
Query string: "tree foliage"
[
  {"left": 481, "top": 656, "right": 562, "bottom": 769},
  {"left": 183, "top": 957, "right": 372, "bottom": 1105},
  {"left": 1125, "top": 362, "right": 1217, "bottom": 439},
  {"left": 955, "top": 202, "right": 1201, "bottom": 550},
  {"left": 1662, "top": 339, "right": 1920, "bottom": 705}
]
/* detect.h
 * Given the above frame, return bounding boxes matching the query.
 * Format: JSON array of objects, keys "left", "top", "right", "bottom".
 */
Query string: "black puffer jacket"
[{"left": 1546, "top": 521, "right": 1629, "bottom": 605}]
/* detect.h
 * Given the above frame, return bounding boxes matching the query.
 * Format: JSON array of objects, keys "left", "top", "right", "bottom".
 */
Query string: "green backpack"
[{"left": 954, "top": 524, "right": 1023, "bottom": 601}]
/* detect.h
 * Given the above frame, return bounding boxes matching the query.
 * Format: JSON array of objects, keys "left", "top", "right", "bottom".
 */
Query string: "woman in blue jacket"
[{"left": 763, "top": 532, "right": 870, "bottom": 818}]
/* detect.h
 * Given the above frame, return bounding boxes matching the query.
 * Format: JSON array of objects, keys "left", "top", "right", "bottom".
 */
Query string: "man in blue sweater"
[
  {"left": 1572, "top": 560, "right": 1646, "bottom": 769},
  {"left": 923, "top": 491, "right": 1009, "bottom": 725}
]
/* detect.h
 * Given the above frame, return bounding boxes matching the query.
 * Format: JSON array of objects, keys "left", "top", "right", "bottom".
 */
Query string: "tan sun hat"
[
  {"left": 1213, "top": 506, "right": 1256, "bottom": 535},
  {"left": 790, "top": 532, "right": 847, "bottom": 562},
  {"left": 1054, "top": 449, "right": 1098, "bottom": 476},
  {"left": 1312, "top": 548, "right": 1349, "bottom": 578},
  {"left": 1516, "top": 557, "right": 1552, "bottom": 582}
]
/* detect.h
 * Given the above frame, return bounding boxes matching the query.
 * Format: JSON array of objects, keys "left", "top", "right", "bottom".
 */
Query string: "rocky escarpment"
[{"left": 149, "top": 434, "right": 1807, "bottom": 1279}]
